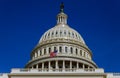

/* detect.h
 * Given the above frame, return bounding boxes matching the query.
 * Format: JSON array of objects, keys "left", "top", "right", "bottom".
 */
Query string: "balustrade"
[{"left": 12, "top": 68, "right": 104, "bottom": 73}]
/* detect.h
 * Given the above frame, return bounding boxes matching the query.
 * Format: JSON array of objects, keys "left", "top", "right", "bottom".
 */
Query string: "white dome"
[
  {"left": 39, "top": 24, "right": 85, "bottom": 44},
  {"left": 39, "top": 12, "right": 85, "bottom": 45},
  {"left": 25, "top": 4, "right": 98, "bottom": 69}
]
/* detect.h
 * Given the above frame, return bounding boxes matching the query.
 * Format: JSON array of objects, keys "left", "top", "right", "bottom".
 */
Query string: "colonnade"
[{"left": 30, "top": 60, "right": 92, "bottom": 71}]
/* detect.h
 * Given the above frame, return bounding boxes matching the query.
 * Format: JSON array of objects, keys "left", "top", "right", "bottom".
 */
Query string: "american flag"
[{"left": 50, "top": 50, "right": 58, "bottom": 57}]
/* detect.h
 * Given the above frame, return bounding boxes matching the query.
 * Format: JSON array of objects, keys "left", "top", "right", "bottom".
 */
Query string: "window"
[
  {"left": 65, "top": 47, "right": 67, "bottom": 53},
  {"left": 56, "top": 31, "right": 58, "bottom": 36},
  {"left": 76, "top": 34, "right": 77, "bottom": 37},
  {"left": 72, "top": 33, "right": 74, "bottom": 38},
  {"left": 69, "top": 32, "right": 70, "bottom": 37},
  {"left": 45, "top": 34, "right": 47, "bottom": 39},
  {"left": 54, "top": 47, "right": 56, "bottom": 51},
  {"left": 44, "top": 48, "right": 46, "bottom": 55},
  {"left": 70, "top": 47, "right": 73, "bottom": 54},
  {"left": 60, "top": 31, "right": 62, "bottom": 36},
  {"left": 80, "top": 50, "right": 82, "bottom": 56},
  {"left": 59, "top": 46, "right": 62, "bottom": 53},
  {"left": 49, "top": 48, "right": 51, "bottom": 53},
  {"left": 48, "top": 33, "right": 50, "bottom": 37},
  {"left": 76, "top": 48, "right": 78, "bottom": 55},
  {"left": 40, "top": 50, "right": 41, "bottom": 55},
  {"left": 52, "top": 32, "right": 54, "bottom": 36},
  {"left": 64, "top": 31, "right": 66, "bottom": 35}
]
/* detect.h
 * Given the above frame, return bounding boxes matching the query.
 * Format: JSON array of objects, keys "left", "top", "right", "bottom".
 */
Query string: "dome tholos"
[{"left": 25, "top": 3, "right": 97, "bottom": 71}]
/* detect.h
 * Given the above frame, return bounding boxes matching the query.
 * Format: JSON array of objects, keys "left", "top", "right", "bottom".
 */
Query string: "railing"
[
  {"left": 0, "top": 74, "right": 3, "bottom": 76},
  {"left": 113, "top": 73, "right": 120, "bottom": 76},
  {"left": 11, "top": 68, "right": 104, "bottom": 73},
  {"left": 0, "top": 74, "right": 8, "bottom": 78}
]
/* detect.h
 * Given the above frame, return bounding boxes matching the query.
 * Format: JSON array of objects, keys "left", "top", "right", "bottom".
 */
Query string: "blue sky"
[{"left": 0, "top": 0, "right": 120, "bottom": 73}]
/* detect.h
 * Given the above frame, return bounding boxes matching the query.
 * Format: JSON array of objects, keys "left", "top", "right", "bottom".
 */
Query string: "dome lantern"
[{"left": 57, "top": 3, "right": 67, "bottom": 25}]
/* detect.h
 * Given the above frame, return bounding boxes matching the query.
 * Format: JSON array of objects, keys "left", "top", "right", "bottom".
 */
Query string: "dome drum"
[{"left": 31, "top": 43, "right": 92, "bottom": 60}]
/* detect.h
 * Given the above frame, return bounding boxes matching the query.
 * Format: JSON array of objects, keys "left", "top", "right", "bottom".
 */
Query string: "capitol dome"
[
  {"left": 25, "top": 3, "right": 97, "bottom": 71},
  {"left": 39, "top": 23, "right": 85, "bottom": 45}
]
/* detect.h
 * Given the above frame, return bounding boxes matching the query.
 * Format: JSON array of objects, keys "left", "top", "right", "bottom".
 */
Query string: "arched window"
[
  {"left": 48, "top": 33, "right": 50, "bottom": 38},
  {"left": 59, "top": 46, "right": 62, "bottom": 53},
  {"left": 40, "top": 50, "right": 41, "bottom": 55},
  {"left": 49, "top": 48, "right": 51, "bottom": 53},
  {"left": 60, "top": 31, "right": 62, "bottom": 36},
  {"left": 56, "top": 31, "right": 58, "bottom": 36},
  {"left": 69, "top": 32, "right": 70, "bottom": 37},
  {"left": 44, "top": 48, "right": 46, "bottom": 55},
  {"left": 70, "top": 47, "right": 73, "bottom": 54},
  {"left": 65, "top": 47, "right": 67, "bottom": 53},
  {"left": 52, "top": 32, "right": 54, "bottom": 36},
  {"left": 64, "top": 31, "right": 66, "bottom": 35},
  {"left": 72, "top": 33, "right": 74, "bottom": 38},
  {"left": 80, "top": 50, "right": 82, "bottom": 56},
  {"left": 76, "top": 34, "right": 77, "bottom": 38},
  {"left": 45, "top": 34, "right": 47, "bottom": 39},
  {"left": 54, "top": 47, "right": 56, "bottom": 51},
  {"left": 76, "top": 48, "right": 78, "bottom": 55}
]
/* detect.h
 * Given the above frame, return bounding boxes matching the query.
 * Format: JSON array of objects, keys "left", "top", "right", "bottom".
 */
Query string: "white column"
[
  {"left": 73, "top": 47, "right": 75, "bottom": 55},
  {"left": 83, "top": 64, "right": 85, "bottom": 69},
  {"left": 57, "top": 46, "right": 59, "bottom": 53},
  {"left": 36, "top": 51, "right": 38, "bottom": 57},
  {"left": 66, "top": 30, "right": 68, "bottom": 37},
  {"left": 52, "top": 46, "right": 54, "bottom": 52},
  {"left": 63, "top": 60, "right": 65, "bottom": 71},
  {"left": 46, "top": 47, "right": 49, "bottom": 55},
  {"left": 49, "top": 61, "right": 51, "bottom": 71},
  {"left": 56, "top": 60, "right": 58, "bottom": 70},
  {"left": 82, "top": 50, "right": 84, "bottom": 56},
  {"left": 42, "top": 63, "right": 44, "bottom": 70},
  {"left": 78, "top": 49, "right": 80, "bottom": 55},
  {"left": 38, "top": 49, "right": 40, "bottom": 56},
  {"left": 36, "top": 64, "right": 38, "bottom": 69},
  {"left": 42, "top": 48, "right": 44, "bottom": 55},
  {"left": 68, "top": 46, "right": 70, "bottom": 54},
  {"left": 62, "top": 46, "right": 65, "bottom": 53},
  {"left": 32, "top": 54, "right": 34, "bottom": 59},
  {"left": 32, "top": 66, "right": 33, "bottom": 69},
  {"left": 88, "top": 66, "right": 90, "bottom": 69},
  {"left": 60, "top": 17, "right": 61, "bottom": 23},
  {"left": 80, "top": 50, "right": 82, "bottom": 56},
  {"left": 70, "top": 61, "right": 72, "bottom": 69},
  {"left": 85, "top": 52, "right": 86, "bottom": 58},
  {"left": 35, "top": 52, "right": 37, "bottom": 58},
  {"left": 77, "top": 62, "right": 79, "bottom": 69}
]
